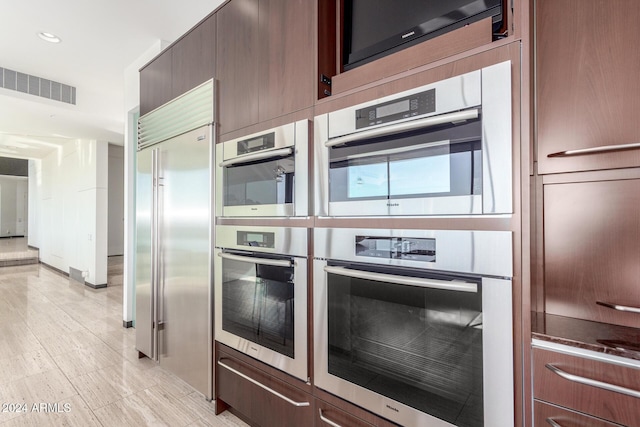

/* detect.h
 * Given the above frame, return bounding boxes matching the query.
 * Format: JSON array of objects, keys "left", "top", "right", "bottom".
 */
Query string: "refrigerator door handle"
[{"left": 156, "top": 151, "right": 166, "bottom": 331}]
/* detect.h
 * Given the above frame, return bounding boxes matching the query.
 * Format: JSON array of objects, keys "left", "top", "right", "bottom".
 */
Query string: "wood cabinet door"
[
  {"left": 140, "top": 48, "right": 173, "bottom": 116},
  {"left": 544, "top": 179, "right": 640, "bottom": 328},
  {"left": 258, "top": 0, "right": 314, "bottom": 122},
  {"left": 536, "top": 0, "right": 640, "bottom": 174},
  {"left": 216, "top": 0, "right": 260, "bottom": 135},
  {"left": 171, "top": 16, "right": 216, "bottom": 98}
]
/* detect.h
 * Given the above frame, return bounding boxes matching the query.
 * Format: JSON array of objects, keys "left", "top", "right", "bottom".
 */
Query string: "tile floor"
[{"left": 0, "top": 251, "right": 247, "bottom": 427}]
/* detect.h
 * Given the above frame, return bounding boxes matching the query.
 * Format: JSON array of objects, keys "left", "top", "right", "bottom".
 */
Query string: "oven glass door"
[
  {"left": 329, "top": 119, "right": 481, "bottom": 203},
  {"left": 221, "top": 252, "right": 295, "bottom": 358},
  {"left": 223, "top": 154, "right": 295, "bottom": 209},
  {"left": 325, "top": 263, "right": 483, "bottom": 426}
]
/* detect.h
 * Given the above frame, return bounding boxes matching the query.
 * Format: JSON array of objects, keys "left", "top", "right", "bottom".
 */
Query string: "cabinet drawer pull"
[
  {"left": 547, "top": 142, "right": 640, "bottom": 158},
  {"left": 319, "top": 409, "right": 343, "bottom": 427},
  {"left": 217, "top": 360, "right": 310, "bottom": 407},
  {"left": 545, "top": 363, "right": 640, "bottom": 399},
  {"left": 546, "top": 418, "right": 563, "bottom": 427},
  {"left": 596, "top": 301, "right": 640, "bottom": 314}
]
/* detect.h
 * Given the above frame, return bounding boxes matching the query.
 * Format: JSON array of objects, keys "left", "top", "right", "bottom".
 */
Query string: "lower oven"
[
  {"left": 314, "top": 228, "right": 514, "bottom": 426},
  {"left": 215, "top": 225, "right": 308, "bottom": 382}
]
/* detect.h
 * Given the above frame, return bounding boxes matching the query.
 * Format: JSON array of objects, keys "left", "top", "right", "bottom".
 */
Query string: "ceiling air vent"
[{"left": 0, "top": 66, "right": 76, "bottom": 105}]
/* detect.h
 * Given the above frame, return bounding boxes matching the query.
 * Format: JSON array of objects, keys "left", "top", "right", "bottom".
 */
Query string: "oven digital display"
[
  {"left": 237, "top": 231, "right": 275, "bottom": 248},
  {"left": 355, "top": 236, "right": 436, "bottom": 262},
  {"left": 237, "top": 132, "right": 275, "bottom": 155},
  {"left": 376, "top": 99, "right": 410, "bottom": 118}
]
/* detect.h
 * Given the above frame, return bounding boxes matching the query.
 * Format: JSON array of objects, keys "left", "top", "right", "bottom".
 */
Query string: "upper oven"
[
  {"left": 314, "top": 61, "right": 512, "bottom": 217},
  {"left": 214, "top": 225, "right": 308, "bottom": 382},
  {"left": 314, "top": 227, "right": 514, "bottom": 426},
  {"left": 215, "top": 120, "right": 309, "bottom": 218}
]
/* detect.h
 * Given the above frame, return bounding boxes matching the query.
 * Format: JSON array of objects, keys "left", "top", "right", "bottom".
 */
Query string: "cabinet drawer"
[
  {"left": 315, "top": 400, "right": 376, "bottom": 427},
  {"left": 534, "top": 400, "right": 622, "bottom": 427},
  {"left": 533, "top": 347, "right": 640, "bottom": 426},
  {"left": 216, "top": 353, "right": 313, "bottom": 427}
]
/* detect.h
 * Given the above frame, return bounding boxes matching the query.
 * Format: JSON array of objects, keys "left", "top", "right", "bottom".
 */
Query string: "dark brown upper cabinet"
[
  {"left": 140, "top": 47, "right": 173, "bottom": 116},
  {"left": 172, "top": 17, "right": 216, "bottom": 98},
  {"left": 536, "top": 0, "right": 640, "bottom": 174},
  {"left": 216, "top": 0, "right": 315, "bottom": 136},
  {"left": 216, "top": 0, "right": 260, "bottom": 135},
  {"left": 140, "top": 16, "right": 216, "bottom": 116},
  {"left": 258, "top": 0, "right": 314, "bottom": 123}
]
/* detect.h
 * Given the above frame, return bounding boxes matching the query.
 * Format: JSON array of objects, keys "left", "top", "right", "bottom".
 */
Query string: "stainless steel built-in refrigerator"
[{"left": 135, "top": 80, "right": 214, "bottom": 399}]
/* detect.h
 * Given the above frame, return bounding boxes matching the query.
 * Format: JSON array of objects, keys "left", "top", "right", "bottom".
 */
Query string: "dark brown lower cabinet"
[
  {"left": 534, "top": 400, "right": 622, "bottom": 427},
  {"left": 315, "top": 399, "right": 377, "bottom": 427},
  {"left": 533, "top": 347, "right": 640, "bottom": 427},
  {"left": 215, "top": 346, "right": 313, "bottom": 427}
]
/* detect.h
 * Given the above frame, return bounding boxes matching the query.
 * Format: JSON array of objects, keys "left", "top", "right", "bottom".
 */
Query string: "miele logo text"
[
  {"left": 387, "top": 203, "right": 399, "bottom": 207},
  {"left": 402, "top": 31, "right": 415, "bottom": 39},
  {"left": 386, "top": 404, "right": 399, "bottom": 413},
  {"left": 250, "top": 346, "right": 258, "bottom": 352}
]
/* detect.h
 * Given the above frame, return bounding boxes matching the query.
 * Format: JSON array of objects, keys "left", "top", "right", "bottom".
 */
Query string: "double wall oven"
[
  {"left": 214, "top": 224, "right": 308, "bottom": 382},
  {"left": 216, "top": 120, "right": 309, "bottom": 218},
  {"left": 314, "top": 227, "right": 514, "bottom": 426},
  {"left": 314, "top": 61, "right": 511, "bottom": 217}
]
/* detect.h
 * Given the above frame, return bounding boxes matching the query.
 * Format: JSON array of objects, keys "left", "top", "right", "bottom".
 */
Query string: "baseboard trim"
[
  {"left": 123, "top": 320, "right": 133, "bottom": 328},
  {"left": 40, "top": 262, "right": 69, "bottom": 278},
  {"left": 0, "top": 258, "right": 38, "bottom": 267},
  {"left": 85, "top": 281, "right": 107, "bottom": 289}
]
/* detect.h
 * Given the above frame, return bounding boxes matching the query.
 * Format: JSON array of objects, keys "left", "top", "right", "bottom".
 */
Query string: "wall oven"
[
  {"left": 314, "top": 61, "right": 512, "bottom": 217},
  {"left": 314, "top": 227, "right": 514, "bottom": 426},
  {"left": 216, "top": 120, "right": 309, "bottom": 217},
  {"left": 215, "top": 225, "right": 308, "bottom": 381}
]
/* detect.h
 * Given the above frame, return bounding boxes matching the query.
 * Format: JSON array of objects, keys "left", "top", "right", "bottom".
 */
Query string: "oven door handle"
[
  {"left": 219, "top": 147, "right": 292, "bottom": 167},
  {"left": 324, "top": 108, "right": 480, "bottom": 148},
  {"left": 323, "top": 266, "right": 477, "bottom": 293},
  {"left": 218, "top": 251, "right": 293, "bottom": 268}
]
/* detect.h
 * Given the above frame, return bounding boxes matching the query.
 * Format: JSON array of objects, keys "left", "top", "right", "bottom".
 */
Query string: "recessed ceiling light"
[{"left": 38, "top": 32, "right": 61, "bottom": 43}]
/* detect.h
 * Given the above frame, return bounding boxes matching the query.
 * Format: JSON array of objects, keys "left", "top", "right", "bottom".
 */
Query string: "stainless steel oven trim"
[
  {"left": 313, "top": 61, "right": 512, "bottom": 217},
  {"left": 325, "top": 109, "right": 479, "bottom": 148},
  {"left": 215, "top": 224, "right": 308, "bottom": 258},
  {"left": 215, "top": 119, "right": 309, "bottom": 217},
  {"left": 323, "top": 265, "right": 478, "bottom": 293},
  {"left": 314, "top": 227, "right": 512, "bottom": 278},
  {"left": 481, "top": 61, "right": 512, "bottom": 215},
  {"left": 214, "top": 225, "right": 308, "bottom": 382},
  {"left": 326, "top": 70, "right": 482, "bottom": 140},
  {"left": 218, "top": 252, "right": 293, "bottom": 268},
  {"left": 313, "top": 259, "right": 514, "bottom": 427},
  {"left": 219, "top": 147, "right": 293, "bottom": 167}
]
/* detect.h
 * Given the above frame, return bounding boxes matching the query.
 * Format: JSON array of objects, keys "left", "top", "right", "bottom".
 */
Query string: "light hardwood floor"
[{"left": 0, "top": 261, "right": 247, "bottom": 427}]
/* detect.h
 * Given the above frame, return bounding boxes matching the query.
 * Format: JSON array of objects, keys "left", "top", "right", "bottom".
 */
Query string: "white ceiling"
[{"left": 0, "top": 0, "right": 225, "bottom": 160}]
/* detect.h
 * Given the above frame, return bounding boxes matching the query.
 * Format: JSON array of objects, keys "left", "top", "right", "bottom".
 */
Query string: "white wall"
[
  {"left": 108, "top": 144, "right": 125, "bottom": 256},
  {"left": 122, "top": 40, "right": 170, "bottom": 325},
  {"left": 28, "top": 140, "right": 109, "bottom": 287},
  {"left": 0, "top": 175, "right": 28, "bottom": 237}
]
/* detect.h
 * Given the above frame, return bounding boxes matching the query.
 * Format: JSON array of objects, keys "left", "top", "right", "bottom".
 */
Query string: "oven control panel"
[
  {"left": 236, "top": 231, "right": 275, "bottom": 248},
  {"left": 355, "top": 88, "right": 436, "bottom": 129},
  {"left": 237, "top": 132, "right": 275, "bottom": 155},
  {"left": 355, "top": 235, "right": 435, "bottom": 262}
]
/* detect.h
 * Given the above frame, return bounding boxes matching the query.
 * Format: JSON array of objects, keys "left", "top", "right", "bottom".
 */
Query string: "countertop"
[{"left": 532, "top": 312, "right": 640, "bottom": 361}]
